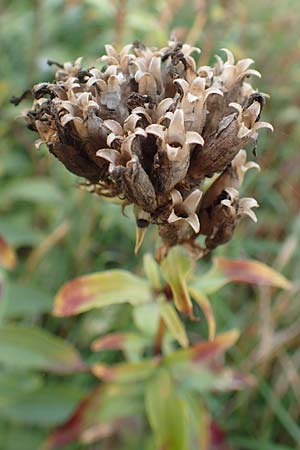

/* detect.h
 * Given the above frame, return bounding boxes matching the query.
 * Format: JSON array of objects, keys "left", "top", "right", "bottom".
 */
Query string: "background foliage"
[{"left": 0, "top": 0, "right": 300, "bottom": 449}]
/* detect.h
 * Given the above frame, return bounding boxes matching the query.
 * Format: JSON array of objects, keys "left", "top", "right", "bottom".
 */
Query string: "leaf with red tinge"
[
  {"left": 0, "top": 235, "right": 16, "bottom": 270},
  {"left": 215, "top": 257, "right": 292, "bottom": 289},
  {"left": 91, "top": 332, "right": 131, "bottom": 351},
  {"left": 191, "top": 257, "right": 291, "bottom": 294},
  {"left": 160, "top": 246, "right": 194, "bottom": 317},
  {"left": 53, "top": 270, "right": 152, "bottom": 317},
  {"left": 165, "top": 330, "right": 240, "bottom": 365},
  {"left": 191, "top": 330, "right": 240, "bottom": 362}
]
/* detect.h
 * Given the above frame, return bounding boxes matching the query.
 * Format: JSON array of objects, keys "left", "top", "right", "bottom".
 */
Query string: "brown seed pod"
[{"left": 16, "top": 41, "right": 272, "bottom": 256}]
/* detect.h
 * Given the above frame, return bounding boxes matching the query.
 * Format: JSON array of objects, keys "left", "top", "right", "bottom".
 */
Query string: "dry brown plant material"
[{"left": 19, "top": 40, "right": 273, "bottom": 257}]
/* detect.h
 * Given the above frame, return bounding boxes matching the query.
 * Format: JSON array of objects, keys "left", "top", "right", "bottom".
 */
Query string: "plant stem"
[{"left": 153, "top": 318, "right": 166, "bottom": 356}]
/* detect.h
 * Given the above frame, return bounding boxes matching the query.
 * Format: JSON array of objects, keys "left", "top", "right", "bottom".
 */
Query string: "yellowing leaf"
[
  {"left": 0, "top": 235, "right": 16, "bottom": 270},
  {"left": 191, "top": 257, "right": 291, "bottom": 294},
  {"left": 189, "top": 288, "right": 216, "bottom": 341},
  {"left": 191, "top": 329, "right": 240, "bottom": 362},
  {"left": 53, "top": 270, "right": 152, "bottom": 317},
  {"left": 214, "top": 257, "right": 292, "bottom": 289},
  {"left": 0, "top": 325, "right": 85, "bottom": 373},
  {"left": 158, "top": 298, "right": 189, "bottom": 348},
  {"left": 160, "top": 246, "right": 194, "bottom": 317},
  {"left": 165, "top": 329, "right": 240, "bottom": 365}
]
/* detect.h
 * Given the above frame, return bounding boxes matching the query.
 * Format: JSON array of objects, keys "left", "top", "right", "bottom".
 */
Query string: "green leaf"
[
  {"left": 143, "top": 254, "right": 162, "bottom": 290},
  {"left": 190, "top": 264, "right": 228, "bottom": 295},
  {"left": 160, "top": 246, "right": 194, "bottom": 317},
  {"left": 2, "top": 282, "right": 52, "bottom": 319},
  {"left": 145, "top": 368, "right": 188, "bottom": 450},
  {"left": 0, "top": 383, "right": 85, "bottom": 427},
  {"left": 0, "top": 325, "right": 86, "bottom": 373},
  {"left": 1, "top": 177, "right": 64, "bottom": 206},
  {"left": 0, "top": 424, "right": 45, "bottom": 450},
  {"left": 184, "top": 394, "right": 211, "bottom": 449},
  {"left": 0, "top": 213, "right": 44, "bottom": 247},
  {"left": 0, "top": 371, "right": 42, "bottom": 408},
  {"left": 133, "top": 302, "right": 160, "bottom": 337},
  {"left": 54, "top": 270, "right": 152, "bottom": 316},
  {"left": 92, "top": 359, "right": 157, "bottom": 383},
  {"left": 158, "top": 297, "right": 189, "bottom": 348}
]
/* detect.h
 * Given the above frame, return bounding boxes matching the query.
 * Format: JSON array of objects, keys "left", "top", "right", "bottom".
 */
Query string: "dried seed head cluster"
[{"left": 20, "top": 40, "right": 273, "bottom": 257}]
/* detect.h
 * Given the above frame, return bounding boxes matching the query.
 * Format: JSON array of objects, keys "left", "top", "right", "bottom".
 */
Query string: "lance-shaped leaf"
[
  {"left": 145, "top": 368, "right": 188, "bottom": 450},
  {"left": 190, "top": 257, "right": 292, "bottom": 294},
  {"left": 0, "top": 325, "right": 85, "bottom": 373},
  {"left": 53, "top": 270, "right": 152, "bottom": 317},
  {"left": 92, "top": 359, "right": 157, "bottom": 383},
  {"left": 165, "top": 329, "right": 240, "bottom": 366},
  {"left": 191, "top": 329, "right": 240, "bottom": 361},
  {"left": 184, "top": 395, "right": 211, "bottom": 450},
  {"left": 0, "top": 235, "right": 17, "bottom": 270},
  {"left": 214, "top": 257, "right": 291, "bottom": 288},
  {"left": 1, "top": 382, "right": 85, "bottom": 427},
  {"left": 158, "top": 297, "right": 189, "bottom": 348},
  {"left": 160, "top": 246, "right": 194, "bottom": 317}
]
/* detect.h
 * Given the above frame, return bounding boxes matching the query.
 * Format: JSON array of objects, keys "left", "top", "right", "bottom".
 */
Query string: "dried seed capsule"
[{"left": 16, "top": 41, "right": 271, "bottom": 254}]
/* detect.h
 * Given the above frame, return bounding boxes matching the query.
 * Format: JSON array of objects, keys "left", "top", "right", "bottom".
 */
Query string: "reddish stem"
[{"left": 153, "top": 318, "right": 166, "bottom": 356}]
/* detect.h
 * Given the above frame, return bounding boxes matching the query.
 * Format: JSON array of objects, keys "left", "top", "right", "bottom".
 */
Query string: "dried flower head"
[{"left": 17, "top": 40, "right": 273, "bottom": 258}]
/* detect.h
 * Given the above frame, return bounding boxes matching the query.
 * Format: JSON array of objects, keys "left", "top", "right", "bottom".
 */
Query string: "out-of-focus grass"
[{"left": 0, "top": 1, "right": 300, "bottom": 449}]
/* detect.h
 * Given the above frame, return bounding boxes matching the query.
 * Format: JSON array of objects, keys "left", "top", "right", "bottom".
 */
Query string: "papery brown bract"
[{"left": 20, "top": 40, "right": 273, "bottom": 255}]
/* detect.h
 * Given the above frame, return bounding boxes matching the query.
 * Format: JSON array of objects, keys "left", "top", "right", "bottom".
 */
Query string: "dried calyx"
[{"left": 19, "top": 41, "right": 272, "bottom": 258}]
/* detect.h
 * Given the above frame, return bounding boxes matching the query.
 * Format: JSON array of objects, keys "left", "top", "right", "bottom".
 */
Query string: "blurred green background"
[{"left": 1, "top": 0, "right": 300, "bottom": 449}]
